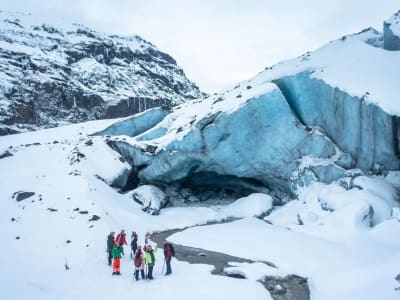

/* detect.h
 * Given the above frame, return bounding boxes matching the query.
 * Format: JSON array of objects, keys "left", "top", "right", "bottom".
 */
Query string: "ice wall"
[
  {"left": 384, "top": 11, "right": 400, "bottom": 51},
  {"left": 274, "top": 72, "right": 400, "bottom": 172}
]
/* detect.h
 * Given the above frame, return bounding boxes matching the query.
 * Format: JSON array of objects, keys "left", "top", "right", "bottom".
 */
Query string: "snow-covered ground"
[
  {"left": 0, "top": 119, "right": 275, "bottom": 300},
  {"left": 1, "top": 116, "right": 399, "bottom": 300},
  {"left": 170, "top": 181, "right": 400, "bottom": 300}
]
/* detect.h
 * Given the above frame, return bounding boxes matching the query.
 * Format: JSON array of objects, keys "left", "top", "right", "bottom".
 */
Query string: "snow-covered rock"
[
  {"left": 384, "top": 11, "right": 400, "bottom": 50},
  {"left": 0, "top": 11, "right": 202, "bottom": 135},
  {"left": 219, "top": 193, "right": 273, "bottom": 218},
  {"left": 131, "top": 185, "right": 169, "bottom": 215}
]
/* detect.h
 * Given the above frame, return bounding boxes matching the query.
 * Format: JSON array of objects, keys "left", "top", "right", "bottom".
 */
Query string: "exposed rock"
[
  {"left": 12, "top": 191, "right": 35, "bottom": 202},
  {"left": 88, "top": 215, "right": 100, "bottom": 221},
  {"left": 261, "top": 275, "right": 310, "bottom": 300},
  {"left": 0, "top": 11, "right": 203, "bottom": 134},
  {"left": 0, "top": 151, "right": 13, "bottom": 159}
]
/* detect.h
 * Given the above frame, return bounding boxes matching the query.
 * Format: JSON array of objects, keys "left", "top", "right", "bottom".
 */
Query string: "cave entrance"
[{"left": 171, "top": 171, "right": 270, "bottom": 206}]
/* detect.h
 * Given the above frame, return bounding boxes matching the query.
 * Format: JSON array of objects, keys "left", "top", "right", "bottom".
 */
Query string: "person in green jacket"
[
  {"left": 145, "top": 244, "right": 157, "bottom": 279},
  {"left": 112, "top": 242, "right": 123, "bottom": 275}
]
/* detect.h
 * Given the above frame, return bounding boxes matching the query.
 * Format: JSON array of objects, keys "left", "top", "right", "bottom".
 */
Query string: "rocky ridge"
[{"left": 0, "top": 11, "right": 203, "bottom": 135}]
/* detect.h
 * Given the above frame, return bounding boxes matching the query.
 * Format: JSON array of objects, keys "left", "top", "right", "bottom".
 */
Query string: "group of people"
[{"left": 106, "top": 229, "right": 175, "bottom": 280}]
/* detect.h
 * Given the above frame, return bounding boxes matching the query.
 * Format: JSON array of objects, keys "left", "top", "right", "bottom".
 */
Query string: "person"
[
  {"left": 144, "top": 231, "right": 152, "bottom": 250},
  {"left": 115, "top": 229, "right": 127, "bottom": 255},
  {"left": 112, "top": 242, "right": 123, "bottom": 275},
  {"left": 145, "top": 244, "right": 157, "bottom": 280},
  {"left": 106, "top": 231, "right": 115, "bottom": 266},
  {"left": 133, "top": 245, "right": 145, "bottom": 281},
  {"left": 130, "top": 231, "right": 138, "bottom": 258},
  {"left": 163, "top": 240, "right": 175, "bottom": 275}
]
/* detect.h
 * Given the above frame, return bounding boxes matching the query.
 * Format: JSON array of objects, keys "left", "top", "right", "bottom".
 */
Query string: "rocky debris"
[
  {"left": 131, "top": 185, "right": 169, "bottom": 215},
  {"left": 0, "top": 151, "right": 13, "bottom": 159},
  {"left": 88, "top": 215, "right": 100, "bottom": 221},
  {"left": 12, "top": 191, "right": 35, "bottom": 202},
  {"left": 47, "top": 208, "right": 58, "bottom": 212},
  {"left": 261, "top": 275, "right": 310, "bottom": 300},
  {"left": 78, "top": 211, "right": 88, "bottom": 214},
  {"left": 0, "top": 11, "right": 203, "bottom": 134}
]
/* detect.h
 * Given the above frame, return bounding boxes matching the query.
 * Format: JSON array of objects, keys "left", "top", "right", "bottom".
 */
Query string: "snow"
[
  {"left": 247, "top": 34, "right": 400, "bottom": 116},
  {"left": 387, "top": 11, "right": 400, "bottom": 36},
  {"left": 224, "top": 262, "right": 286, "bottom": 280},
  {"left": 0, "top": 122, "right": 272, "bottom": 300},
  {"left": 169, "top": 217, "right": 400, "bottom": 300},
  {"left": 217, "top": 193, "right": 273, "bottom": 218},
  {"left": 131, "top": 185, "right": 168, "bottom": 215}
]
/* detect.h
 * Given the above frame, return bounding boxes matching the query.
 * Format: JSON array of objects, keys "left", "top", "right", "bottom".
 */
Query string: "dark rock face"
[
  {"left": 0, "top": 151, "right": 13, "bottom": 159},
  {"left": 0, "top": 12, "right": 203, "bottom": 134},
  {"left": 383, "top": 11, "right": 400, "bottom": 51},
  {"left": 12, "top": 191, "right": 35, "bottom": 202}
]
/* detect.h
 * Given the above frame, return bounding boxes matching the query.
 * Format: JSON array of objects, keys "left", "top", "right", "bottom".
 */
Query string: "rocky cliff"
[{"left": 0, "top": 11, "right": 203, "bottom": 135}]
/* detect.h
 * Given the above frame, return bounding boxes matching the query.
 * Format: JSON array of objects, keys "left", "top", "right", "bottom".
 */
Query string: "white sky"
[{"left": 2, "top": 0, "right": 399, "bottom": 93}]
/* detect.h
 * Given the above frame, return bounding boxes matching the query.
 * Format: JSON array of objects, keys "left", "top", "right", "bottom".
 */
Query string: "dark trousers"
[
  {"left": 166, "top": 258, "right": 172, "bottom": 275},
  {"left": 147, "top": 264, "right": 154, "bottom": 279},
  {"left": 107, "top": 251, "right": 112, "bottom": 265},
  {"left": 135, "top": 269, "right": 145, "bottom": 280}
]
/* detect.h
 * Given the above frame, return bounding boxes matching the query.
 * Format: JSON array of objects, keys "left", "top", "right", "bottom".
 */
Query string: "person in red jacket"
[
  {"left": 115, "top": 229, "right": 127, "bottom": 255},
  {"left": 163, "top": 240, "right": 175, "bottom": 275}
]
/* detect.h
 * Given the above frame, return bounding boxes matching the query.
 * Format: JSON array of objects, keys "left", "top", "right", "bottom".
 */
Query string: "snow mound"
[
  {"left": 131, "top": 185, "right": 169, "bottom": 215},
  {"left": 219, "top": 193, "right": 273, "bottom": 218}
]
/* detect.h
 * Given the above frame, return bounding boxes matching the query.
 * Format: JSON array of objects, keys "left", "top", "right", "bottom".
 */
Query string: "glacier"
[{"left": 94, "top": 17, "right": 400, "bottom": 203}]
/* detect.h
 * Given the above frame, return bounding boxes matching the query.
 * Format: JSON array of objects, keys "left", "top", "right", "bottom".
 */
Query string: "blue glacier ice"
[
  {"left": 93, "top": 17, "right": 400, "bottom": 201},
  {"left": 274, "top": 72, "right": 399, "bottom": 171},
  {"left": 93, "top": 107, "right": 169, "bottom": 137},
  {"left": 384, "top": 11, "right": 400, "bottom": 51}
]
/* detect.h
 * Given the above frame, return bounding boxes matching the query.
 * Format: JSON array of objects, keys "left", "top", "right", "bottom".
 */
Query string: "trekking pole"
[{"left": 161, "top": 259, "right": 165, "bottom": 276}]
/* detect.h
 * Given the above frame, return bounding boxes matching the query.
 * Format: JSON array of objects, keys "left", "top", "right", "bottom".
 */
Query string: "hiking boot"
[
  {"left": 112, "top": 272, "right": 116, "bottom": 275},
  {"left": 116, "top": 271, "right": 121, "bottom": 275}
]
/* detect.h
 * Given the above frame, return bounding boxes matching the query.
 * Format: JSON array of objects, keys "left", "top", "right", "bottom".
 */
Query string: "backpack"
[
  {"left": 170, "top": 244, "right": 175, "bottom": 257},
  {"left": 134, "top": 253, "right": 142, "bottom": 267}
]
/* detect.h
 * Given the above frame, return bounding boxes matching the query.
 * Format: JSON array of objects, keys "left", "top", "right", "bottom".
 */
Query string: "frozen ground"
[{"left": 0, "top": 118, "right": 399, "bottom": 300}]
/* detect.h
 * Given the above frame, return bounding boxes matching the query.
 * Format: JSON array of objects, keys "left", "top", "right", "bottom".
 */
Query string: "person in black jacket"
[
  {"left": 107, "top": 231, "right": 115, "bottom": 266},
  {"left": 130, "top": 231, "right": 138, "bottom": 258},
  {"left": 163, "top": 240, "right": 175, "bottom": 275}
]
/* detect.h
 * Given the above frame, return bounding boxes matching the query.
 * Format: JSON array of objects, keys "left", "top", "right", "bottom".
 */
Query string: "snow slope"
[
  {"left": 1, "top": 118, "right": 399, "bottom": 300},
  {"left": 0, "top": 119, "right": 276, "bottom": 300}
]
